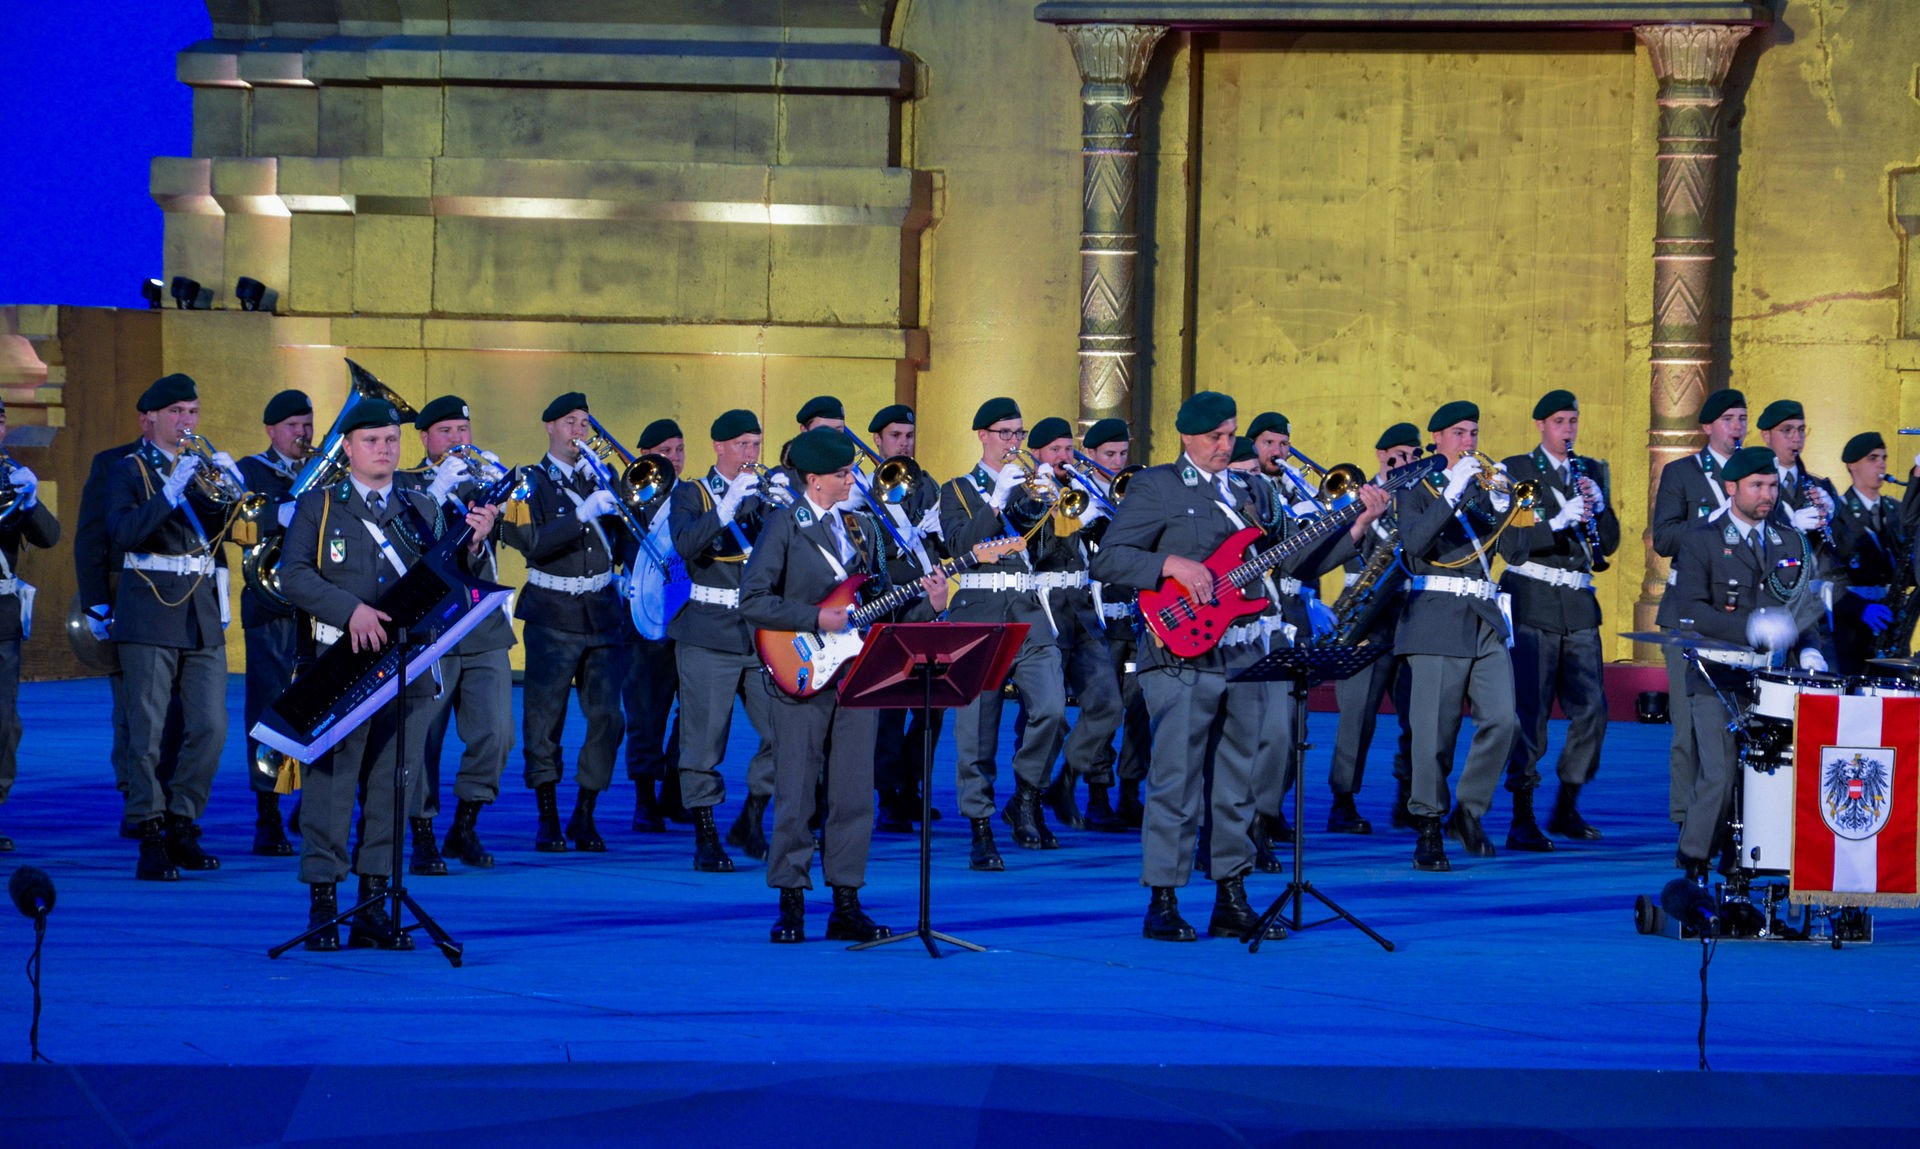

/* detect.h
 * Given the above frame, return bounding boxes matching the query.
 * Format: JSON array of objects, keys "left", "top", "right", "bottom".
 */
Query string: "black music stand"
[
  {"left": 1230, "top": 643, "right": 1395, "bottom": 953},
  {"left": 836, "top": 621, "right": 1027, "bottom": 957},
  {"left": 270, "top": 626, "right": 464, "bottom": 966}
]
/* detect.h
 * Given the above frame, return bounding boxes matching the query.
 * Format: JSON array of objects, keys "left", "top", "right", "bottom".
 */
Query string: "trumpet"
[
  {"left": 441, "top": 444, "right": 510, "bottom": 487},
  {"left": 1427, "top": 449, "right": 1539, "bottom": 571},
  {"left": 999, "top": 447, "right": 1083, "bottom": 524},
  {"left": 743, "top": 462, "right": 796, "bottom": 508}
]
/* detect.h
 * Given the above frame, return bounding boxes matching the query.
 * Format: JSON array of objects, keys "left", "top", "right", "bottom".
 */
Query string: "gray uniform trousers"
[
  {"left": 119, "top": 642, "right": 227, "bottom": 821},
  {"left": 1107, "top": 628, "right": 1151, "bottom": 784},
  {"left": 243, "top": 615, "right": 300, "bottom": 794},
  {"left": 415, "top": 646, "right": 514, "bottom": 817},
  {"left": 107, "top": 668, "right": 184, "bottom": 798},
  {"left": 299, "top": 688, "right": 431, "bottom": 884},
  {"left": 765, "top": 690, "right": 880, "bottom": 890},
  {"left": 1140, "top": 664, "right": 1258, "bottom": 887},
  {"left": 1057, "top": 607, "right": 1123, "bottom": 783},
  {"left": 953, "top": 643, "right": 1066, "bottom": 819},
  {"left": 1251, "top": 678, "right": 1298, "bottom": 819},
  {"left": 1404, "top": 619, "right": 1518, "bottom": 820},
  {"left": 0, "top": 640, "right": 18, "bottom": 803},
  {"left": 1664, "top": 644, "right": 1699, "bottom": 822},
  {"left": 1328, "top": 654, "right": 1410, "bottom": 794},
  {"left": 1506, "top": 624, "right": 1607, "bottom": 791},
  {"left": 1680, "top": 678, "right": 1743, "bottom": 864},
  {"left": 521, "top": 623, "right": 629, "bottom": 792},
  {"left": 623, "top": 635, "right": 679, "bottom": 782},
  {"left": 673, "top": 642, "right": 777, "bottom": 808}
]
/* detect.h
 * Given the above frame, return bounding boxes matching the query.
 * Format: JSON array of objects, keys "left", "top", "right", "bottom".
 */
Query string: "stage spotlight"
[
  {"left": 1636, "top": 690, "right": 1670, "bottom": 724},
  {"left": 234, "top": 277, "right": 274, "bottom": 313},
  {"left": 140, "top": 279, "right": 165, "bottom": 309},
  {"left": 170, "top": 277, "right": 208, "bottom": 310}
]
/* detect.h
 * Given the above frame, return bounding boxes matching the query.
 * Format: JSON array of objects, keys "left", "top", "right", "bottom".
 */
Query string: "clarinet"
[
  {"left": 1794, "top": 451, "right": 1836, "bottom": 552},
  {"left": 1564, "top": 439, "right": 1609, "bottom": 573}
]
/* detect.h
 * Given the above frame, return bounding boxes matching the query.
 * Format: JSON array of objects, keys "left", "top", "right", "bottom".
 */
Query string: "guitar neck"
[
  {"left": 1227, "top": 500, "right": 1361, "bottom": 589},
  {"left": 846, "top": 549, "right": 980, "bottom": 628}
]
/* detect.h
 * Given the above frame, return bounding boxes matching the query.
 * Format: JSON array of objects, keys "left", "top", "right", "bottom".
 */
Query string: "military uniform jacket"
[
  {"left": 940, "top": 462, "right": 1061, "bottom": 651},
  {"left": 1252, "top": 472, "right": 1359, "bottom": 636},
  {"left": 1340, "top": 504, "right": 1406, "bottom": 645},
  {"left": 1031, "top": 502, "right": 1109, "bottom": 638},
  {"left": 1830, "top": 486, "right": 1912, "bottom": 594},
  {"left": 1653, "top": 449, "right": 1735, "bottom": 629},
  {"left": 870, "top": 467, "right": 949, "bottom": 588},
  {"left": 74, "top": 440, "right": 142, "bottom": 611},
  {"left": 0, "top": 500, "right": 60, "bottom": 643},
  {"left": 740, "top": 498, "right": 932, "bottom": 635},
  {"left": 668, "top": 466, "right": 772, "bottom": 654},
  {"left": 104, "top": 442, "right": 231, "bottom": 649},
  {"left": 1668, "top": 512, "right": 1829, "bottom": 692},
  {"left": 280, "top": 474, "right": 445, "bottom": 701},
  {"left": 426, "top": 461, "right": 516, "bottom": 654},
  {"left": 1499, "top": 449, "right": 1621, "bottom": 635},
  {"left": 501, "top": 458, "right": 630, "bottom": 641},
  {"left": 1393, "top": 475, "right": 1531, "bottom": 657},
  {"left": 1087, "top": 455, "right": 1267, "bottom": 673},
  {"left": 236, "top": 449, "right": 302, "bottom": 627}
]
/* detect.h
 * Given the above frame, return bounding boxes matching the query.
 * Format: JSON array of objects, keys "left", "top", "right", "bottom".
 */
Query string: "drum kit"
[{"left": 1621, "top": 631, "right": 1882, "bottom": 945}]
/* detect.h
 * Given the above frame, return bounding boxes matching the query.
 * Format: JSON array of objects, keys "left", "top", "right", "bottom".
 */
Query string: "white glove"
[
  {"left": 1077, "top": 501, "right": 1109, "bottom": 527},
  {"left": 988, "top": 463, "right": 1026, "bottom": 511},
  {"left": 767, "top": 470, "right": 791, "bottom": 492},
  {"left": 916, "top": 505, "right": 943, "bottom": 538},
  {"left": 715, "top": 471, "right": 760, "bottom": 523},
  {"left": 86, "top": 605, "right": 111, "bottom": 643},
  {"left": 574, "top": 489, "right": 620, "bottom": 521},
  {"left": 276, "top": 501, "right": 296, "bottom": 529},
  {"left": 8, "top": 465, "right": 38, "bottom": 509},
  {"left": 1442, "top": 455, "right": 1482, "bottom": 504},
  {"left": 162, "top": 454, "right": 201, "bottom": 505},
  {"left": 479, "top": 449, "right": 503, "bottom": 467},
  {"left": 1746, "top": 607, "right": 1797, "bottom": 652},
  {"left": 1788, "top": 503, "right": 1825, "bottom": 531},
  {"left": 1799, "top": 648, "right": 1829, "bottom": 673},
  {"left": 1548, "top": 489, "right": 1588, "bottom": 532},
  {"left": 427, "top": 454, "right": 471, "bottom": 505},
  {"left": 209, "top": 451, "right": 246, "bottom": 487},
  {"left": 1575, "top": 476, "right": 1605, "bottom": 516}
]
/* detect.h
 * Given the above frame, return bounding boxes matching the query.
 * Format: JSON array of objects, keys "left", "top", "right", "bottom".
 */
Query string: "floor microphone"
[
  {"left": 1660, "top": 877, "right": 1717, "bottom": 936},
  {"left": 9, "top": 866, "right": 55, "bottom": 919}
]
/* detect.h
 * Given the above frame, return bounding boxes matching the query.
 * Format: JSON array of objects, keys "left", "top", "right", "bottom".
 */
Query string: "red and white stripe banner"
[{"left": 1791, "top": 694, "right": 1920, "bottom": 907}]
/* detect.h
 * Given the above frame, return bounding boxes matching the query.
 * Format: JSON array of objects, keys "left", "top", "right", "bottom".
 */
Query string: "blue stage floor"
[{"left": 1, "top": 676, "right": 1917, "bottom": 1146}]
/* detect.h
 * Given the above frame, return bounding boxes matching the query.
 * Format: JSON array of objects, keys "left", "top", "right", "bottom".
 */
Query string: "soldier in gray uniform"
[
  {"left": 502, "top": 392, "right": 632, "bottom": 853},
  {"left": 0, "top": 398, "right": 60, "bottom": 851},
  {"left": 669, "top": 408, "right": 781, "bottom": 872},
  {"left": 622, "top": 418, "right": 688, "bottom": 833},
  {"left": 1827, "top": 432, "right": 1910, "bottom": 673},
  {"left": 1498, "top": 390, "right": 1620, "bottom": 850},
  {"left": 1665, "top": 445, "right": 1828, "bottom": 879},
  {"left": 1756, "top": 399, "right": 1839, "bottom": 568},
  {"left": 1080, "top": 418, "right": 1144, "bottom": 832},
  {"left": 236, "top": 389, "right": 313, "bottom": 857},
  {"left": 105, "top": 373, "right": 237, "bottom": 881},
  {"left": 941, "top": 397, "right": 1069, "bottom": 869},
  {"left": 1091, "top": 391, "right": 1387, "bottom": 941},
  {"left": 1651, "top": 390, "right": 1747, "bottom": 826},
  {"left": 410, "top": 395, "right": 516, "bottom": 870},
  {"left": 280, "top": 398, "right": 499, "bottom": 949},
  {"left": 1396, "top": 400, "right": 1531, "bottom": 872},
  {"left": 1325, "top": 422, "right": 1420, "bottom": 834},
  {"left": 742, "top": 428, "right": 949, "bottom": 943}
]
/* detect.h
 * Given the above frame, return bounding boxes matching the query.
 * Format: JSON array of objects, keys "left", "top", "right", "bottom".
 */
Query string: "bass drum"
[
  {"left": 1751, "top": 668, "right": 1843, "bottom": 721},
  {"left": 1739, "top": 749, "right": 1795, "bottom": 875}
]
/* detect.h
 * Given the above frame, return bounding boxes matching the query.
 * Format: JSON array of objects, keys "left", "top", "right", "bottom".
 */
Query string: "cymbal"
[
  {"left": 1866, "top": 656, "right": 1920, "bottom": 672},
  {"left": 1618, "top": 630, "right": 1751, "bottom": 654}
]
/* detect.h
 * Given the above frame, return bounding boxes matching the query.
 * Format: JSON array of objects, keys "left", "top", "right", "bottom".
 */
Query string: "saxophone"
[
  {"left": 1329, "top": 523, "right": 1403, "bottom": 645},
  {"left": 1875, "top": 583, "right": 1920, "bottom": 660}
]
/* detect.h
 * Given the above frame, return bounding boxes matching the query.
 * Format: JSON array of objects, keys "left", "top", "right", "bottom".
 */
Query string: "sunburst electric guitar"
[{"left": 758, "top": 536, "right": 1025, "bottom": 697}]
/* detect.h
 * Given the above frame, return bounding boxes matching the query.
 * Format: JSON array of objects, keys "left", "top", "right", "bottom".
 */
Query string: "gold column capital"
[
  {"left": 1633, "top": 22, "right": 1752, "bottom": 88},
  {"left": 1059, "top": 22, "right": 1168, "bottom": 88}
]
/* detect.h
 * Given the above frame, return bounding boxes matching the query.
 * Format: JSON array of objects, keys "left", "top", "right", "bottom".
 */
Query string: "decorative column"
[
  {"left": 1631, "top": 23, "right": 1752, "bottom": 640},
  {"left": 1060, "top": 22, "right": 1167, "bottom": 430}
]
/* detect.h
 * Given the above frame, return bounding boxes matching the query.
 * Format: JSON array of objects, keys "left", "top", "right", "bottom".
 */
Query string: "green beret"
[
  {"left": 787, "top": 427, "right": 857, "bottom": 477},
  {"left": 137, "top": 373, "right": 198, "bottom": 412},
  {"left": 1842, "top": 431, "right": 1887, "bottom": 464},
  {"left": 340, "top": 398, "right": 401, "bottom": 436},
  {"left": 1719, "top": 445, "right": 1777, "bottom": 484},
  {"left": 973, "top": 397, "right": 1021, "bottom": 430},
  {"left": 710, "top": 409, "right": 761, "bottom": 442},
  {"left": 262, "top": 389, "right": 312, "bottom": 425},
  {"left": 637, "top": 419, "right": 682, "bottom": 450},
  {"left": 1027, "top": 417, "right": 1074, "bottom": 450},
  {"left": 1231, "top": 436, "right": 1257, "bottom": 464},
  {"left": 1756, "top": 399, "right": 1804, "bottom": 431},
  {"left": 867, "top": 404, "right": 914, "bottom": 434},
  {"left": 541, "top": 392, "right": 589, "bottom": 423},
  {"left": 796, "top": 395, "right": 845, "bottom": 426},
  {"left": 1084, "top": 418, "right": 1130, "bottom": 449},
  {"left": 1531, "top": 389, "right": 1578, "bottom": 421},
  {"left": 1176, "top": 391, "right": 1236, "bottom": 435},
  {"left": 1247, "top": 412, "right": 1290, "bottom": 439},
  {"left": 414, "top": 394, "right": 469, "bottom": 431},
  {"left": 1698, "top": 389, "right": 1746, "bottom": 424},
  {"left": 1376, "top": 422, "right": 1421, "bottom": 451},
  {"left": 1427, "top": 400, "right": 1479, "bottom": 433}
]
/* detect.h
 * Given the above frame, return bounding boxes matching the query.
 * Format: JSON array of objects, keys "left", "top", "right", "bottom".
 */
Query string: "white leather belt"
[
  {"left": 0, "top": 579, "right": 15, "bottom": 596},
  {"left": 1695, "top": 647, "right": 1775, "bottom": 670},
  {"left": 958, "top": 572, "right": 1035, "bottom": 593},
  {"left": 1410, "top": 575, "right": 1500, "bottom": 601},
  {"left": 527, "top": 569, "right": 613, "bottom": 595},
  {"left": 1100, "top": 601, "right": 1134, "bottom": 621},
  {"left": 1848, "top": 585, "right": 1890, "bottom": 602},
  {"left": 313, "top": 620, "right": 343, "bottom": 647},
  {"left": 1269, "top": 576, "right": 1303, "bottom": 596},
  {"left": 124, "top": 553, "right": 215, "bottom": 576},
  {"left": 1220, "top": 621, "right": 1265, "bottom": 648},
  {"left": 1506, "top": 562, "right": 1595, "bottom": 591},
  {"left": 1033, "top": 571, "right": 1089, "bottom": 592},
  {"left": 689, "top": 584, "right": 740, "bottom": 607}
]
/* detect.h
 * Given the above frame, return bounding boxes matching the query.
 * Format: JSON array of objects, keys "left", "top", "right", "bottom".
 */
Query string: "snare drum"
[
  {"left": 1851, "top": 676, "right": 1920, "bottom": 699},
  {"left": 1751, "top": 669, "right": 1845, "bottom": 721},
  {"left": 1739, "top": 755, "right": 1796, "bottom": 874}
]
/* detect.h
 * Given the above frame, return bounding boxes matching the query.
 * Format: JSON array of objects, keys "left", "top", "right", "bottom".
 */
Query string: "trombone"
[
  {"left": 1059, "top": 450, "right": 1120, "bottom": 516},
  {"left": 1281, "top": 445, "right": 1367, "bottom": 508},
  {"left": 579, "top": 414, "right": 679, "bottom": 518},
  {"left": 839, "top": 427, "right": 926, "bottom": 508}
]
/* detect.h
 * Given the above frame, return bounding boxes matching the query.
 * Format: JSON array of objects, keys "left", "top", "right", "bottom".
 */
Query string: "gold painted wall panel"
[
  {"left": 287, "top": 215, "right": 355, "bottom": 313},
  {"left": 769, "top": 224, "right": 906, "bottom": 325},
  {"left": 316, "top": 86, "right": 380, "bottom": 158},
  {"left": 250, "top": 87, "right": 321, "bottom": 158},
  {"left": 352, "top": 216, "right": 435, "bottom": 314},
  {"left": 442, "top": 88, "right": 778, "bottom": 163},
  {"left": 191, "top": 88, "right": 248, "bottom": 159}
]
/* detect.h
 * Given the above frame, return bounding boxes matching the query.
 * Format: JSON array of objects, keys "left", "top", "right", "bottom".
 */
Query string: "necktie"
[
  {"left": 829, "top": 512, "right": 851, "bottom": 563},
  {"left": 1750, "top": 527, "right": 1766, "bottom": 566},
  {"left": 368, "top": 490, "right": 386, "bottom": 517}
]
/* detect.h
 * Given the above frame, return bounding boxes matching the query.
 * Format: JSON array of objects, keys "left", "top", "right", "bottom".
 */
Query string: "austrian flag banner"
[{"left": 1790, "top": 694, "right": 1920, "bottom": 907}]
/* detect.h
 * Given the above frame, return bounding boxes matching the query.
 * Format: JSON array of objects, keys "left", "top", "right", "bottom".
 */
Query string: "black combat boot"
[
  {"left": 164, "top": 813, "right": 220, "bottom": 871},
  {"left": 1391, "top": 778, "right": 1416, "bottom": 830},
  {"left": 1326, "top": 792, "right": 1372, "bottom": 835},
  {"left": 692, "top": 806, "right": 735, "bottom": 872},
  {"left": 1143, "top": 886, "right": 1197, "bottom": 942},
  {"left": 771, "top": 888, "right": 805, "bottom": 944},
  {"left": 252, "top": 792, "right": 294, "bottom": 856},
  {"left": 348, "top": 874, "right": 414, "bottom": 950},
  {"left": 825, "top": 886, "right": 891, "bottom": 943},
  {"left": 136, "top": 817, "right": 180, "bottom": 882},
  {"left": 1413, "top": 815, "right": 1452, "bottom": 872},
  {"left": 1548, "top": 783, "right": 1604, "bottom": 841},
  {"left": 1444, "top": 806, "right": 1496, "bottom": 858},
  {"left": 632, "top": 778, "right": 665, "bottom": 833},
  {"left": 661, "top": 770, "right": 693, "bottom": 824},
  {"left": 305, "top": 882, "right": 340, "bottom": 952},
  {"left": 968, "top": 817, "right": 1004, "bottom": 871},
  {"left": 442, "top": 799, "right": 494, "bottom": 868},
  {"left": 1505, "top": 788, "right": 1555, "bottom": 853},
  {"left": 1042, "top": 772, "right": 1086, "bottom": 830},
  {"left": 533, "top": 781, "right": 567, "bottom": 852},
  {"left": 1249, "top": 817, "right": 1285, "bottom": 874},
  {"left": 1117, "top": 778, "right": 1144, "bottom": 828},
  {"left": 409, "top": 817, "right": 448, "bottom": 875},
  {"left": 1209, "top": 874, "right": 1285, "bottom": 941},
  {"left": 0, "top": 827, "right": 10, "bottom": 852},
  {"left": 726, "top": 794, "right": 770, "bottom": 861},
  {"left": 874, "top": 788, "right": 915, "bottom": 834},
  {"left": 1002, "top": 779, "right": 1053, "bottom": 850},
  {"left": 1084, "top": 784, "right": 1125, "bottom": 833},
  {"left": 567, "top": 788, "right": 607, "bottom": 852}
]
